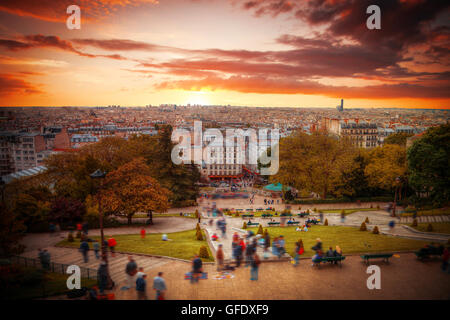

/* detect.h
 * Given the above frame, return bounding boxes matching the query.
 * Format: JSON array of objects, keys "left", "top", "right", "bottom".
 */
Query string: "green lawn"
[
  {"left": 1, "top": 267, "right": 96, "bottom": 300},
  {"left": 410, "top": 223, "right": 450, "bottom": 235},
  {"left": 57, "top": 229, "right": 214, "bottom": 262},
  {"left": 248, "top": 225, "right": 430, "bottom": 258},
  {"left": 320, "top": 208, "right": 379, "bottom": 215}
]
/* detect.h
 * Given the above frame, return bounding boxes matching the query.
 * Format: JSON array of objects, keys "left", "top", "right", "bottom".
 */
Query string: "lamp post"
[
  {"left": 90, "top": 169, "right": 112, "bottom": 288},
  {"left": 0, "top": 177, "right": 4, "bottom": 204},
  {"left": 392, "top": 176, "right": 401, "bottom": 217}
]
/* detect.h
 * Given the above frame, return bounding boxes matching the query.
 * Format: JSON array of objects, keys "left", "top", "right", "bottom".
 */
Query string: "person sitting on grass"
[{"left": 211, "top": 233, "right": 218, "bottom": 241}]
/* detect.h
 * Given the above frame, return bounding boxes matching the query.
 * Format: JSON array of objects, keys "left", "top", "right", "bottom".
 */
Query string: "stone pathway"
[
  {"left": 48, "top": 253, "right": 450, "bottom": 300},
  {"left": 202, "top": 215, "right": 290, "bottom": 262},
  {"left": 20, "top": 246, "right": 169, "bottom": 285},
  {"left": 399, "top": 215, "right": 450, "bottom": 224}
]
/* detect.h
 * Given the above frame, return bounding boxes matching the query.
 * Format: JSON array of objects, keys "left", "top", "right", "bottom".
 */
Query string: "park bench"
[
  {"left": 256, "top": 208, "right": 264, "bottom": 211},
  {"left": 242, "top": 214, "right": 254, "bottom": 218},
  {"left": 287, "top": 221, "right": 300, "bottom": 225},
  {"left": 415, "top": 246, "right": 444, "bottom": 260},
  {"left": 360, "top": 253, "right": 393, "bottom": 265},
  {"left": 245, "top": 209, "right": 254, "bottom": 212},
  {"left": 261, "top": 213, "right": 273, "bottom": 218},
  {"left": 247, "top": 222, "right": 259, "bottom": 227},
  {"left": 280, "top": 213, "right": 293, "bottom": 217},
  {"left": 297, "top": 213, "right": 310, "bottom": 218},
  {"left": 313, "top": 256, "right": 346, "bottom": 267},
  {"left": 268, "top": 222, "right": 281, "bottom": 226}
]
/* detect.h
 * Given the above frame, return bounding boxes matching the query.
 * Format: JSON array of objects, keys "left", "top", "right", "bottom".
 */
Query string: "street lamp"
[
  {"left": 90, "top": 169, "right": 113, "bottom": 289},
  {"left": 0, "top": 177, "right": 5, "bottom": 204},
  {"left": 392, "top": 176, "right": 401, "bottom": 217}
]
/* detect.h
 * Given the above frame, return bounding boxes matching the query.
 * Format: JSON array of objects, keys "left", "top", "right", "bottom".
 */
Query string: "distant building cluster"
[{"left": 0, "top": 104, "right": 447, "bottom": 181}]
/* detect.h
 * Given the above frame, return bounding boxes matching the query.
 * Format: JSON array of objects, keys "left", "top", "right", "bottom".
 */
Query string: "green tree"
[
  {"left": 407, "top": 124, "right": 450, "bottom": 206},
  {"left": 364, "top": 144, "right": 406, "bottom": 192},
  {"left": 273, "top": 131, "right": 356, "bottom": 199},
  {"left": 384, "top": 132, "right": 414, "bottom": 146},
  {"left": 0, "top": 204, "right": 26, "bottom": 257}
]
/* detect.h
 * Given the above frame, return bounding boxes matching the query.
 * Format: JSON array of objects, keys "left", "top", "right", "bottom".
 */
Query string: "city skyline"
[{"left": 0, "top": 0, "right": 449, "bottom": 109}]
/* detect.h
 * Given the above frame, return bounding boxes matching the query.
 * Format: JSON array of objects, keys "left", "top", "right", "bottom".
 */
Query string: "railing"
[{"left": 10, "top": 256, "right": 98, "bottom": 280}]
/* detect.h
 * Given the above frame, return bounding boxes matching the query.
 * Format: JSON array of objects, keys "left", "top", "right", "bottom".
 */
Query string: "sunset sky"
[{"left": 0, "top": 0, "right": 449, "bottom": 108}]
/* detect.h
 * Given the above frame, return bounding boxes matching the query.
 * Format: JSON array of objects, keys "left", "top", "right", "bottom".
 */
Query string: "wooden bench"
[
  {"left": 415, "top": 246, "right": 444, "bottom": 260},
  {"left": 297, "top": 213, "right": 310, "bottom": 218},
  {"left": 268, "top": 222, "right": 280, "bottom": 226},
  {"left": 261, "top": 213, "right": 273, "bottom": 218},
  {"left": 287, "top": 221, "right": 300, "bottom": 225},
  {"left": 247, "top": 222, "right": 259, "bottom": 226},
  {"left": 360, "top": 253, "right": 393, "bottom": 265},
  {"left": 313, "top": 256, "right": 346, "bottom": 267},
  {"left": 242, "top": 214, "right": 254, "bottom": 218}
]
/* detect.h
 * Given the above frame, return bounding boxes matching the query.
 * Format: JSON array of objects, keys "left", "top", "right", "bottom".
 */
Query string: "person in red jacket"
[
  {"left": 108, "top": 237, "right": 117, "bottom": 257},
  {"left": 140, "top": 228, "right": 146, "bottom": 239}
]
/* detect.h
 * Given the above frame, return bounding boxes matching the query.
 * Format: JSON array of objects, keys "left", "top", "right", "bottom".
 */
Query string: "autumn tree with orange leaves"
[{"left": 102, "top": 157, "right": 170, "bottom": 225}]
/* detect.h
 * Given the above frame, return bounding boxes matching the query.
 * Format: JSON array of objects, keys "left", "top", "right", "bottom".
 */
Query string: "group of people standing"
[{"left": 123, "top": 256, "right": 167, "bottom": 300}]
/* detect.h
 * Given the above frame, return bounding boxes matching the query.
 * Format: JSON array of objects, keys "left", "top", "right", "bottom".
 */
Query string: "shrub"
[
  {"left": 427, "top": 224, "right": 433, "bottom": 232},
  {"left": 412, "top": 219, "right": 418, "bottom": 227},
  {"left": 196, "top": 229, "right": 203, "bottom": 241},
  {"left": 324, "top": 219, "right": 328, "bottom": 226},
  {"left": 298, "top": 206, "right": 301, "bottom": 210},
  {"left": 199, "top": 246, "right": 209, "bottom": 259},
  {"left": 360, "top": 222, "right": 367, "bottom": 231},
  {"left": 195, "top": 210, "right": 199, "bottom": 218},
  {"left": 370, "top": 204, "right": 373, "bottom": 208},
  {"left": 242, "top": 222, "right": 247, "bottom": 229},
  {"left": 257, "top": 224, "right": 263, "bottom": 235},
  {"left": 263, "top": 229, "right": 269, "bottom": 238},
  {"left": 196, "top": 223, "right": 201, "bottom": 232},
  {"left": 376, "top": 205, "right": 380, "bottom": 209},
  {"left": 340, "top": 209, "right": 345, "bottom": 215},
  {"left": 372, "top": 226, "right": 379, "bottom": 234},
  {"left": 365, "top": 217, "right": 370, "bottom": 224},
  {"left": 306, "top": 209, "right": 310, "bottom": 214},
  {"left": 313, "top": 208, "right": 317, "bottom": 212},
  {"left": 76, "top": 231, "right": 81, "bottom": 239}
]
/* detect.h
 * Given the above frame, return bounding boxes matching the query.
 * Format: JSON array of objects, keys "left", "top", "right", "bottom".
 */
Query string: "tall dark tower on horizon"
[{"left": 336, "top": 99, "right": 344, "bottom": 112}]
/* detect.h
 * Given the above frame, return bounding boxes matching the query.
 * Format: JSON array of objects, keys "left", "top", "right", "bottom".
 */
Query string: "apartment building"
[{"left": 323, "top": 118, "right": 378, "bottom": 148}]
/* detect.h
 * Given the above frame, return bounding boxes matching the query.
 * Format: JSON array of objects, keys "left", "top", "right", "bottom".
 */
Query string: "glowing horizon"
[{"left": 0, "top": 0, "right": 449, "bottom": 109}]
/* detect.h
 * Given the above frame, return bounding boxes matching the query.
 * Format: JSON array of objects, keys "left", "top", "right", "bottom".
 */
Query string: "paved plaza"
[{"left": 17, "top": 196, "right": 450, "bottom": 300}]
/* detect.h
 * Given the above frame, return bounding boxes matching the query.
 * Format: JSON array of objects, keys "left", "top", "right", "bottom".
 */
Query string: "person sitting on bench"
[
  {"left": 326, "top": 247, "right": 335, "bottom": 257},
  {"left": 312, "top": 251, "right": 323, "bottom": 266},
  {"left": 311, "top": 238, "right": 323, "bottom": 253}
]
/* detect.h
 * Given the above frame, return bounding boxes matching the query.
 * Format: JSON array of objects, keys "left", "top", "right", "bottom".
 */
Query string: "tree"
[
  {"left": 50, "top": 197, "right": 86, "bottom": 225},
  {"left": 407, "top": 124, "right": 450, "bottom": 206},
  {"left": 272, "top": 131, "right": 356, "bottom": 199},
  {"left": 364, "top": 144, "right": 406, "bottom": 192},
  {"left": 103, "top": 158, "right": 170, "bottom": 225},
  {"left": 12, "top": 194, "right": 50, "bottom": 231},
  {"left": 0, "top": 204, "right": 26, "bottom": 257},
  {"left": 384, "top": 132, "right": 414, "bottom": 146}
]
